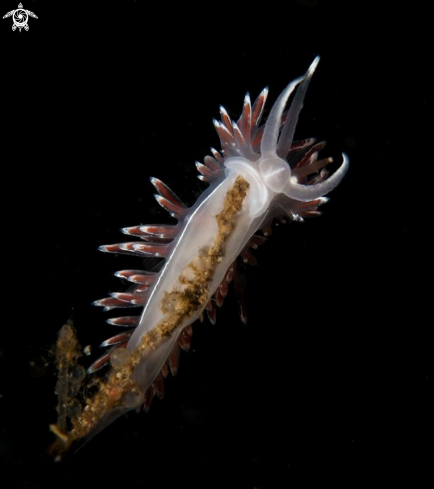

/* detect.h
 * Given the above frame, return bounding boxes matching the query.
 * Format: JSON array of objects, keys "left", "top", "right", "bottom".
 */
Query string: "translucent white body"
[
  {"left": 125, "top": 56, "right": 349, "bottom": 395},
  {"left": 90, "top": 57, "right": 348, "bottom": 439}
]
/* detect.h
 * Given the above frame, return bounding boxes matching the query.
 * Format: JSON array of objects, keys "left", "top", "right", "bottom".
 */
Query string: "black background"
[{"left": 1, "top": 1, "right": 431, "bottom": 487}]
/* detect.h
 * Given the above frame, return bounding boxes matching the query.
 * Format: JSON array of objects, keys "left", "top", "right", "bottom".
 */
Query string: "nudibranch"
[{"left": 51, "top": 56, "right": 348, "bottom": 454}]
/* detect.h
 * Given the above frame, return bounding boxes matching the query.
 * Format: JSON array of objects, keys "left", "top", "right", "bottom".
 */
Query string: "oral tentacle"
[
  {"left": 283, "top": 153, "right": 349, "bottom": 202},
  {"left": 260, "top": 76, "right": 303, "bottom": 157},
  {"left": 277, "top": 56, "right": 320, "bottom": 158},
  {"left": 260, "top": 56, "right": 320, "bottom": 159}
]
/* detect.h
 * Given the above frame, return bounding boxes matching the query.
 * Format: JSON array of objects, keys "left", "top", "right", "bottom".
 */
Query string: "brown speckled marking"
[{"left": 50, "top": 176, "right": 249, "bottom": 455}]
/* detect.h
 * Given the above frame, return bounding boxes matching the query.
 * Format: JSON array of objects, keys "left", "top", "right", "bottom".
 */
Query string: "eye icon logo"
[{"left": 3, "top": 3, "right": 38, "bottom": 32}]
